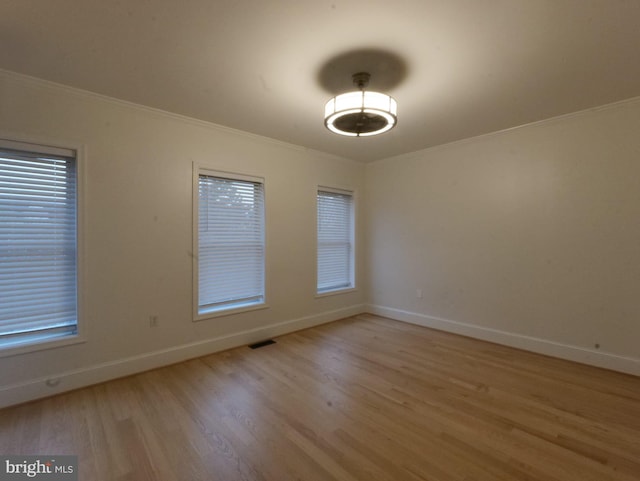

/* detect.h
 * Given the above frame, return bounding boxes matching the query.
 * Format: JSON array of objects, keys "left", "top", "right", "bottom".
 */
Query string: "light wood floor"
[{"left": 1, "top": 314, "right": 639, "bottom": 480}]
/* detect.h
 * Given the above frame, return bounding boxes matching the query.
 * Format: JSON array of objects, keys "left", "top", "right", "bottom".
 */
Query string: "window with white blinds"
[
  {"left": 317, "top": 188, "right": 354, "bottom": 294},
  {"left": 196, "top": 170, "right": 265, "bottom": 316},
  {"left": 0, "top": 140, "right": 78, "bottom": 350}
]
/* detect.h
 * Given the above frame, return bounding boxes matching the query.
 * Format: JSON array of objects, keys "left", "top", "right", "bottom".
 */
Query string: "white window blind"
[
  {"left": 197, "top": 172, "right": 265, "bottom": 315},
  {"left": 317, "top": 189, "right": 354, "bottom": 293},
  {"left": 0, "top": 141, "right": 78, "bottom": 349}
]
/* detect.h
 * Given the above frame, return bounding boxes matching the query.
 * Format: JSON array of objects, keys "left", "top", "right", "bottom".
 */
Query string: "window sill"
[
  {"left": 315, "top": 287, "right": 357, "bottom": 299},
  {"left": 0, "top": 333, "right": 86, "bottom": 359},
  {"left": 194, "top": 302, "right": 269, "bottom": 322}
]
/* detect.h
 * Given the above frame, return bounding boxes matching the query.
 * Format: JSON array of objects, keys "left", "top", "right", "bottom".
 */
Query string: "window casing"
[
  {"left": 194, "top": 168, "right": 266, "bottom": 318},
  {"left": 317, "top": 188, "right": 355, "bottom": 294},
  {"left": 0, "top": 139, "right": 79, "bottom": 352}
]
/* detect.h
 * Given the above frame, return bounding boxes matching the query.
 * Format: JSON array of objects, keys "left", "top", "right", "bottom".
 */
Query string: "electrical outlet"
[
  {"left": 416, "top": 289, "right": 423, "bottom": 299},
  {"left": 149, "top": 315, "right": 159, "bottom": 327}
]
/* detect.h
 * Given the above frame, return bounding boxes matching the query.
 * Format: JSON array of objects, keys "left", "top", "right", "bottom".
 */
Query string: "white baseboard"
[
  {"left": 0, "top": 304, "right": 366, "bottom": 409},
  {"left": 367, "top": 304, "right": 640, "bottom": 377}
]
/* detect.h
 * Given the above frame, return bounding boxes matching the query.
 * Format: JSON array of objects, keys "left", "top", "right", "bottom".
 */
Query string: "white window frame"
[
  {"left": 192, "top": 165, "right": 268, "bottom": 320},
  {"left": 316, "top": 186, "right": 356, "bottom": 297},
  {"left": 0, "top": 136, "right": 85, "bottom": 357}
]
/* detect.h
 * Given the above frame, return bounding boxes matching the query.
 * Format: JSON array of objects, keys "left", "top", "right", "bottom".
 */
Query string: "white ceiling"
[{"left": 2, "top": 1, "right": 640, "bottom": 162}]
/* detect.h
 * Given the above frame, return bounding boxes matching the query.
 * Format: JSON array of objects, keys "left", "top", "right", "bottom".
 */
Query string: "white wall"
[
  {"left": 0, "top": 70, "right": 365, "bottom": 407},
  {"left": 365, "top": 98, "right": 640, "bottom": 375}
]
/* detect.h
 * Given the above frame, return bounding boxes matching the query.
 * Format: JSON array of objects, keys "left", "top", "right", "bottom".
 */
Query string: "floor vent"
[{"left": 248, "top": 339, "right": 276, "bottom": 349}]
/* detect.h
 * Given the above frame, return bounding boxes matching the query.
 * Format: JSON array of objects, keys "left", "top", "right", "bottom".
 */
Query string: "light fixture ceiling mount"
[{"left": 324, "top": 72, "right": 397, "bottom": 137}]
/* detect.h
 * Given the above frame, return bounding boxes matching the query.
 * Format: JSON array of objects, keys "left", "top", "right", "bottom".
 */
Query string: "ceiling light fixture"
[{"left": 324, "top": 72, "right": 397, "bottom": 137}]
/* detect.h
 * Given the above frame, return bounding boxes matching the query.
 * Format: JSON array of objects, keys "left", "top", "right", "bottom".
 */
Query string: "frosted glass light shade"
[{"left": 324, "top": 90, "right": 397, "bottom": 137}]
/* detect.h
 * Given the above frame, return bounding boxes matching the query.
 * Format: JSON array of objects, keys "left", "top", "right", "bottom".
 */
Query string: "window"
[
  {"left": 0, "top": 139, "right": 79, "bottom": 351},
  {"left": 195, "top": 169, "right": 265, "bottom": 317},
  {"left": 317, "top": 188, "right": 354, "bottom": 294}
]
